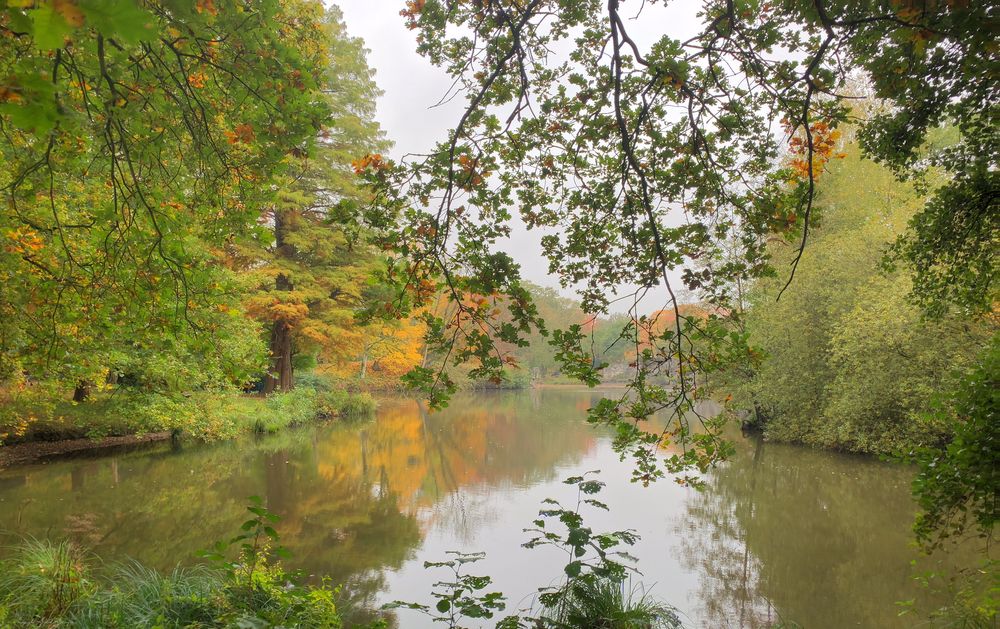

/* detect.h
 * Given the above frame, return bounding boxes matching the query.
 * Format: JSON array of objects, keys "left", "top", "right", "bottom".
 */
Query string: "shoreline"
[{"left": 0, "top": 431, "right": 172, "bottom": 470}]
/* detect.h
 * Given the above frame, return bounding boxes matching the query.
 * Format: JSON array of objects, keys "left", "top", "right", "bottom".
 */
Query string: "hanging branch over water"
[{"left": 361, "top": 0, "right": 995, "bottom": 482}]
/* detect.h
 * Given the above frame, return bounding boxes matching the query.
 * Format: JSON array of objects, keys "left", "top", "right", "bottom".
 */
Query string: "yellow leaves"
[
  {"left": 660, "top": 73, "right": 684, "bottom": 92},
  {"left": 299, "top": 323, "right": 331, "bottom": 347},
  {"left": 4, "top": 227, "right": 45, "bottom": 254},
  {"left": 457, "top": 153, "right": 490, "bottom": 190},
  {"left": 783, "top": 119, "right": 845, "bottom": 183},
  {"left": 400, "top": 0, "right": 426, "bottom": 30},
  {"left": 268, "top": 302, "right": 309, "bottom": 324}
]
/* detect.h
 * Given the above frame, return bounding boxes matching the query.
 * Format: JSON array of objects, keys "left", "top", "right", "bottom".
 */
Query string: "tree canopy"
[
  {"left": 360, "top": 0, "right": 997, "bottom": 484},
  {"left": 0, "top": 0, "right": 994, "bottom": 556}
]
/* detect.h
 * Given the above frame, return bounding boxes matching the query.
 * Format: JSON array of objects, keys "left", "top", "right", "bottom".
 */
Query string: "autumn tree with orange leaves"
[
  {"left": 225, "top": 6, "right": 391, "bottom": 393},
  {"left": 0, "top": 0, "right": 338, "bottom": 398}
]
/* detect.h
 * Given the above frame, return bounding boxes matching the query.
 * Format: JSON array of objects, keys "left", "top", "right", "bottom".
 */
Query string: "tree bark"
[
  {"left": 264, "top": 209, "right": 296, "bottom": 394},
  {"left": 72, "top": 381, "right": 91, "bottom": 402},
  {"left": 264, "top": 317, "right": 294, "bottom": 393}
]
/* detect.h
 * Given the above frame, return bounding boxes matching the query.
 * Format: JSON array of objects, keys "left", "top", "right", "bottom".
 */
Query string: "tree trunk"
[
  {"left": 72, "top": 381, "right": 91, "bottom": 402},
  {"left": 264, "top": 208, "right": 296, "bottom": 394},
  {"left": 264, "top": 317, "right": 294, "bottom": 394}
]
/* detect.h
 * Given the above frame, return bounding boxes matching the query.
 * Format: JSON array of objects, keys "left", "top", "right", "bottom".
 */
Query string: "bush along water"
[
  {"left": 0, "top": 371, "right": 376, "bottom": 446},
  {"left": 386, "top": 472, "right": 683, "bottom": 628},
  {"left": 0, "top": 497, "right": 345, "bottom": 628}
]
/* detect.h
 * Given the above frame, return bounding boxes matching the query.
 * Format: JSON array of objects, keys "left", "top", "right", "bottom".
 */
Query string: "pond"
[{"left": 0, "top": 388, "right": 966, "bottom": 627}]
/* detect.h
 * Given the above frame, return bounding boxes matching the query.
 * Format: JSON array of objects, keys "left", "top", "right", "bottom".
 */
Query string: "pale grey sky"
[{"left": 334, "top": 2, "right": 704, "bottom": 314}]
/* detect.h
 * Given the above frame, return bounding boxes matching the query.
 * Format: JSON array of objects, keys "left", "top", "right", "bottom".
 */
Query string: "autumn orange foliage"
[
  {"left": 351, "top": 153, "right": 388, "bottom": 174},
  {"left": 784, "top": 120, "right": 846, "bottom": 183}
]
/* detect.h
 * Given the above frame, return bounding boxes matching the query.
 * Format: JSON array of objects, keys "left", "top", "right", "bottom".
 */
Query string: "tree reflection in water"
[
  {"left": 0, "top": 390, "right": 975, "bottom": 627},
  {"left": 0, "top": 390, "right": 597, "bottom": 624},
  {"left": 674, "top": 428, "right": 974, "bottom": 628}
]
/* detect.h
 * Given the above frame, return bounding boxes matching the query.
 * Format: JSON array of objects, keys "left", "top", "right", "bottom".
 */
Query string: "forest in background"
[{"left": 0, "top": 0, "right": 995, "bottom": 627}]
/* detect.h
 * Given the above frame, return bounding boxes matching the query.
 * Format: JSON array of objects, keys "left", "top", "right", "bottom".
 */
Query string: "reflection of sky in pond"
[{"left": 0, "top": 388, "right": 975, "bottom": 628}]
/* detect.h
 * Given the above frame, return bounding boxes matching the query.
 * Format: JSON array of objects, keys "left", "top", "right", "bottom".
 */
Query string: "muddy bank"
[{"left": 0, "top": 432, "right": 171, "bottom": 469}]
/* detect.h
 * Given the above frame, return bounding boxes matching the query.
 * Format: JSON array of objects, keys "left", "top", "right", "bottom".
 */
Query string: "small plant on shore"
[
  {"left": 547, "top": 578, "right": 682, "bottom": 629},
  {"left": 197, "top": 495, "right": 342, "bottom": 627},
  {"left": 67, "top": 561, "right": 223, "bottom": 628},
  {"left": 388, "top": 472, "right": 681, "bottom": 628},
  {"left": 317, "top": 389, "right": 377, "bottom": 419},
  {"left": 385, "top": 551, "right": 507, "bottom": 627},
  {"left": 523, "top": 472, "right": 681, "bottom": 628}
]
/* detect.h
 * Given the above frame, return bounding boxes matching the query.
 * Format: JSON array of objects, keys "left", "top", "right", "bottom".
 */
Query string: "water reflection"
[
  {"left": 0, "top": 388, "right": 968, "bottom": 627},
  {"left": 0, "top": 391, "right": 597, "bottom": 622},
  {"left": 675, "top": 431, "right": 975, "bottom": 628}
]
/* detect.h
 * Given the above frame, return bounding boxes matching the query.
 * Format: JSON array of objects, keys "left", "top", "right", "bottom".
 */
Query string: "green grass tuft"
[
  {"left": 547, "top": 578, "right": 683, "bottom": 629},
  {"left": 0, "top": 538, "right": 94, "bottom": 625}
]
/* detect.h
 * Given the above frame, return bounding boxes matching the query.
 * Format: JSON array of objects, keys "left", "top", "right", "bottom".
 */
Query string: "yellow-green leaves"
[
  {"left": 7, "top": 0, "right": 155, "bottom": 51},
  {"left": 28, "top": 3, "right": 74, "bottom": 50},
  {"left": 78, "top": 0, "right": 155, "bottom": 44}
]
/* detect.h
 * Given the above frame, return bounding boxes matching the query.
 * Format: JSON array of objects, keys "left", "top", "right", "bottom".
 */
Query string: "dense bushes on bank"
[
  {"left": 730, "top": 138, "right": 993, "bottom": 455},
  {"left": 0, "top": 373, "right": 375, "bottom": 447}
]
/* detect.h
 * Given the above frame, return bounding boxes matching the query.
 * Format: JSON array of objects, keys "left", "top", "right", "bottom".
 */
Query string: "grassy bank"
[
  {"left": 0, "top": 501, "right": 348, "bottom": 629},
  {"left": 0, "top": 375, "right": 375, "bottom": 448}
]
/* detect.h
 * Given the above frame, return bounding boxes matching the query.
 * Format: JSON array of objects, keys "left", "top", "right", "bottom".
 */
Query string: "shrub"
[
  {"left": 0, "top": 499, "right": 345, "bottom": 628},
  {"left": 0, "top": 539, "right": 94, "bottom": 625},
  {"left": 545, "top": 578, "right": 682, "bottom": 629},
  {"left": 316, "top": 389, "right": 376, "bottom": 419},
  {"left": 252, "top": 388, "right": 319, "bottom": 434},
  {"left": 67, "top": 562, "right": 224, "bottom": 628}
]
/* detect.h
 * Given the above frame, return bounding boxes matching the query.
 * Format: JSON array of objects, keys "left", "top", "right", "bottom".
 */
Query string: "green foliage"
[
  {"left": 319, "top": 389, "right": 376, "bottom": 419},
  {"left": 235, "top": 5, "right": 390, "bottom": 393},
  {"left": 66, "top": 562, "right": 224, "bottom": 629},
  {"left": 0, "top": 539, "right": 94, "bottom": 624},
  {"left": 0, "top": 499, "right": 344, "bottom": 628},
  {"left": 543, "top": 579, "right": 682, "bottom": 629},
  {"left": 72, "top": 389, "right": 322, "bottom": 440},
  {"left": 197, "top": 496, "right": 343, "bottom": 628},
  {"left": 0, "top": 381, "right": 374, "bottom": 446},
  {"left": 248, "top": 388, "right": 320, "bottom": 435},
  {"left": 734, "top": 139, "right": 991, "bottom": 454},
  {"left": 0, "top": 0, "right": 333, "bottom": 392},
  {"left": 901, "top": 559, "right": 999, "bottom": 628},
  {"left": 912, "top": 339, "right": 999, "bottom": 549},
  {"left": 550, "top": 326, "right": 605, "bottom": 387},
  {"left": 523, "top": 472, "right": 641, "bottom": 610},
  {"left": 388, "top": 473, "right": 679, "bottom": 628},
  {"left": 370, "top": 0, "right": 996, "bottom": 493},
  {"left": 385, "top": 552, "right": 507, "bottom": 627}
]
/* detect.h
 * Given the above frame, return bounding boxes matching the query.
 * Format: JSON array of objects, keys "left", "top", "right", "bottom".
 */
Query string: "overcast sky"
[{"left": 334, "top": 2, "right": 704, "bottom": 314}]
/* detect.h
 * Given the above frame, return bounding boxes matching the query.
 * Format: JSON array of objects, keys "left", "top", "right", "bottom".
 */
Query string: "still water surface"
[{"left": 0, "top": 388, "right": 962, "bottom": 627}]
